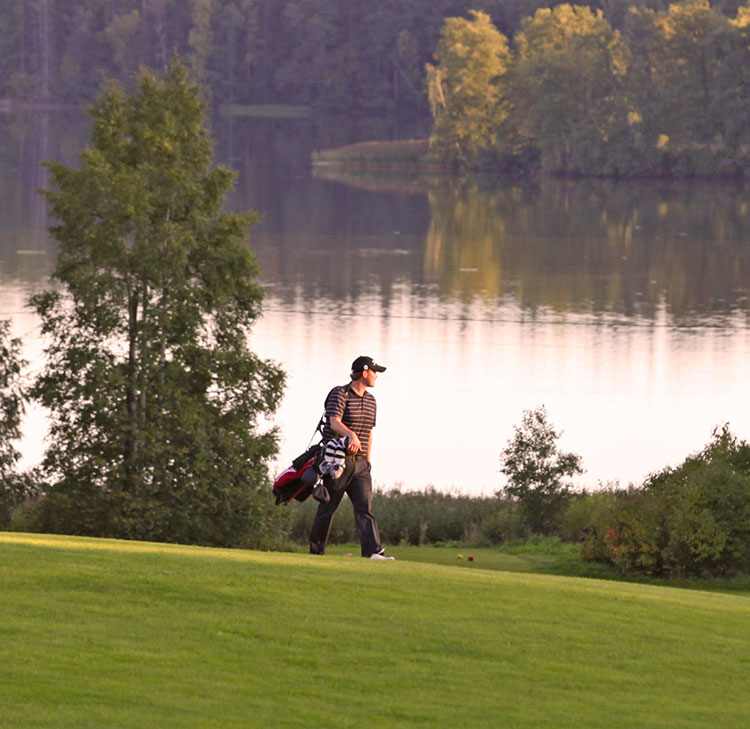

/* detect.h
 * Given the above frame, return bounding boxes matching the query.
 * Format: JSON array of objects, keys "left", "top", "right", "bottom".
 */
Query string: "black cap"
[{"left": 351, "top": 355, "right": 387, "bottom": 375}]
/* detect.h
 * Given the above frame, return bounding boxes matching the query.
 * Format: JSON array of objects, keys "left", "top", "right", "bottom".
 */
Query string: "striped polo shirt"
[{"left": 322, "top": 384, "right": 377, "bottom": 456}]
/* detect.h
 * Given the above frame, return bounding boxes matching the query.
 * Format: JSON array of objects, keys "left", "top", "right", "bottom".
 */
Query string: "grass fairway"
[
  {"left": 2, "top": 533, "right": 749, "bottom": 729},
  {"left": 323, "top": 541, "right": 618, "bottom": 580}
]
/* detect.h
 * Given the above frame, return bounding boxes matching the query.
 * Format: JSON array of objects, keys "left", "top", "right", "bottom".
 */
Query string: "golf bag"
[
  {"left": 271, "top": 384, "right": 353, "bottom": 506},
  {"left": 272, "top": 444, "right": 321, "bottom": 505}
]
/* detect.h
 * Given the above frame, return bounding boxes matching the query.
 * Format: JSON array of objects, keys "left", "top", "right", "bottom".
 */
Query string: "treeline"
[
  {"left": 6, "top": 0, "right": 518, "bottom": 111},
  {"left": 428, "top": 1, "right": 750, "bottom": 176},
  {"left": 4, "top": 0, "right": 744, "bottom": 117}
]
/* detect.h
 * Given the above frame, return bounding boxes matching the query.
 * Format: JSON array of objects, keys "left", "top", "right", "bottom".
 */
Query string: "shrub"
[
  {"left": 8, "top": 496, "right": 44, "bottom": 532},
  {"left": 0, "top": 319, "right": 33, "bottom": 529},
  {"left": 602, "top": 426, "right": 750, "bottom": 577},
  {"left": 480, "top": 502, "right": 525, "bottom": 543},
  {"left": 561, "top": 486, "right": 623, "bottom": 562},
  {"left": 603, "top": 487, "right": 665, "bottom": 575}
]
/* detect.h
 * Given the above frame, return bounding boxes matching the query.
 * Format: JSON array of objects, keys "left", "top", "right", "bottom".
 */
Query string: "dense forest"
[
  {"left": 426, "top": 2, "right": 750, "bottom": 175},
  {"left": 5, "top": 0, "right": 747, "bottom": 115},
  {"left": 8, "top": 0, "right": 750, "bottom": 176}
]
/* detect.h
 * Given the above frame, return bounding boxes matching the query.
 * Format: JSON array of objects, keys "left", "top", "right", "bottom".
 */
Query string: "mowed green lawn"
[{"left": 2, "top": 533, "right": 749, "bottom": 729}]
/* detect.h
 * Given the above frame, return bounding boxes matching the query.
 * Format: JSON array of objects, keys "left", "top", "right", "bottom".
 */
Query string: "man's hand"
[
  {"left": 347, "top": 433, "right": 362, "bottom": 454},
  {"left": 330, "top": 416, "right": 361, "bottom": 454}
]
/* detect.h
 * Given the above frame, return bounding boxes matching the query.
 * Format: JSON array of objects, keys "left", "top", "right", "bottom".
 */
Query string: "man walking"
[{"left": 309, "top": 355, "right": 394, "bottom": 560}]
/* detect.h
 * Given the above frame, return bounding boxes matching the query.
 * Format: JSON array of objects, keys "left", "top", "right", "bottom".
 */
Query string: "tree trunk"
[
  {"left": 26, "top": 0, "right": 53, "bottom": 100},
  {"left": 125, "top": 286, "right": 140, "bottom": 485},
  {"left": 37, "top": 0, "right": 51, "bottom": 99}
]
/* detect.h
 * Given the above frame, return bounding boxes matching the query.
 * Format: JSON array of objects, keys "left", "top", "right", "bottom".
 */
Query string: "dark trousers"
[{"left": 309, "top": 457, "right": 382, "bottom": 557}]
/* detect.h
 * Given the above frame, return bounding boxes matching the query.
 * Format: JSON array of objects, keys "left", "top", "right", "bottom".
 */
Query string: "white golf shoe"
[{"left": 370, "top": 552, "right": 395, "bottom": 560}]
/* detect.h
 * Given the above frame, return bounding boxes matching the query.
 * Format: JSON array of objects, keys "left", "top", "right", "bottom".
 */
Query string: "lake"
[{"left": 3, "top": 111, "right": 750, "bottom": 494}]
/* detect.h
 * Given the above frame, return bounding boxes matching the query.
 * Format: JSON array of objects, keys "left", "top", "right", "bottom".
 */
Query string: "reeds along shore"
[{"left": 312, "top": 140, "right": 447, "bottom": 171}]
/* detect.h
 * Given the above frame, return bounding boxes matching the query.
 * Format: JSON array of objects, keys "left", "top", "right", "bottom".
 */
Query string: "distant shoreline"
[
  {"left": 0, "top": 99, "right": 79, "bottom": 113},
  {"left": 314, "top": 138, "right": 750, "bottom": 181},
  {"left": 312, "top": 139, "right": 447, "bottom": 172}
]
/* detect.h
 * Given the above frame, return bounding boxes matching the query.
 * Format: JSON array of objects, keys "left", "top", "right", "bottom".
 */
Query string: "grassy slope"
[
  {"left": 323, "top": 542, "right": 750, "bottom": 595},
  {"left": 323, "top": 541, "right": 613, "bottom": 578},
  {"left": 2, "top": 533, "right": 749, "bottom": 729}
]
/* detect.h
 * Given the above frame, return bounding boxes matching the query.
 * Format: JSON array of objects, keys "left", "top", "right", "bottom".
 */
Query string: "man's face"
[{"left": 362, "top": 368, "right": 378, "bottom": 387}]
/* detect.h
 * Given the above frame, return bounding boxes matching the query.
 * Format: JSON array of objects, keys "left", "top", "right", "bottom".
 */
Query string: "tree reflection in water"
[{"left": 422, "top": 177, "right": 750, "bottom": 324}]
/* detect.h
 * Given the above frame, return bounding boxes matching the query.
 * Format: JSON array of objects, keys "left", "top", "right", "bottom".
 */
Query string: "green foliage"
[
  {"left": 284, "top": 418, "right": 750, "bottom": 581},
  {"left": 499, "top": 406, "right": 584, "bottom": 535},
  {"left": 420, "top": 2, "right": 750, "bottom": 177},
  {"left": 286, "top": 488, "right": 517, "bottom": 547},
  {"left": 0, "top": 321, "right": 25, "bottom": 480},
  {"left": 561, "top": 486, "right": 623, "bottom": 561},
  {"left": 509, "top": 4, "right": 631, "bottom": 174},
  {"left": 281, "top": 418, "right": 750, "bottom": 580},
  {"left": 651, "top": 0, "right": 736, "bottom": 148},
  {"left": 30, "top": 61, "right": 286, "bottom": 549},
  {"left": 8, "top": 0, "right": 750, "bottom": 178},
  {"left": 426, "top": 10, "right": 513, "bottom": 167},
  {"left": 604, "top": 426, "right": 750, "bottom": 577},
  {"left": 375, "top": 488, "right": 519, "bottom": 545},
  {"left": 2, "top": 0, "right": 511, "bottom": 116},
  {"left": 0, "top": 320, "right": 36, "bottom": 528},
  {"left": 480, "top": 500, "right": 526, "bottom": 543}
]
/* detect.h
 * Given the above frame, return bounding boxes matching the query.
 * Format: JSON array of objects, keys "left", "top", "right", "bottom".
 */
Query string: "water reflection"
[
  {"left": 310, "top": 165, "right": 750, "bottom": 323},
  {"left": 0, "top": 111, "right": 86, "bottom": 284},
  {"left": 415, "top": 177, "right": 750, "bottom": 322},
  {"left": 3, "top": 114, "right": 750, "bottom": 492}
]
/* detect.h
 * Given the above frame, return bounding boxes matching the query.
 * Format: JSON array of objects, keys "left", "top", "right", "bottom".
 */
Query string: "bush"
[
  {"left": 0, "top": 474, "right": 42, "bottom": 530},
  {"left": 0, "top": 319, "right": 32, "bottom": 529},
  {"left": 602, "top": 427, "right": 750, "bottom": 577},
  {"left": 480, "top": 502, "right": 526, "bottom": 543},
  {"left": 560, "top": 486, "right": 623, "bottom": 562},
  {"left": 8, "top": 496, "right": 44, "bottom": 532}
]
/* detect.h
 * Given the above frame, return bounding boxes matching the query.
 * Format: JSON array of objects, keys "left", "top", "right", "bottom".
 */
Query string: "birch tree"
[{"left": 31, "top": 62, "right": 286, "bottom": 547}]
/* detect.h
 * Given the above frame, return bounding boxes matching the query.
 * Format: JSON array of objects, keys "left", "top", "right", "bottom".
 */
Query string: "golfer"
[{"left": 309, "top": 355, "right": 394, "bottom": 560}]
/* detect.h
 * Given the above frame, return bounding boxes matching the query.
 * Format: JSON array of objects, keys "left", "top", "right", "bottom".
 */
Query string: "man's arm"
[
  {"left": 366, "top": 430, "right": 372, "bottom": 462},
  {"left": 329, "top": 416, "right": 361, "bottom": 454}
]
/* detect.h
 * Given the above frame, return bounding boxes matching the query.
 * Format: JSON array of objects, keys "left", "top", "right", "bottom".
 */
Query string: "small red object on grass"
[{"left": 468, "top": 556, "right": 474, "bottom": 562}]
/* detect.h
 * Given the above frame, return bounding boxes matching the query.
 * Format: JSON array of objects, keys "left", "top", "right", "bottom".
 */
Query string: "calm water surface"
[{"left": 3, "top": 113, "right": 750, "bottom": 493}]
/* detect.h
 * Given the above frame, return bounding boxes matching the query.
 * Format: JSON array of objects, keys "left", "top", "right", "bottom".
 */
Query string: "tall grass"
[
  {"left": 286, "top": 488, "right": 525, "bottom": 547},
  {"left": 312, "top": 139, "right": 436, "bottom": 168},
  {"left": 217, "top": 103, "right": 311, "bottom": 118}
]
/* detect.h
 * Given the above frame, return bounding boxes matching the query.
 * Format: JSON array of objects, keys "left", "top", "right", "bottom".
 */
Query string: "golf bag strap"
[{"left": 313, "top": 384, "right": 353, "bottom": 442}]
